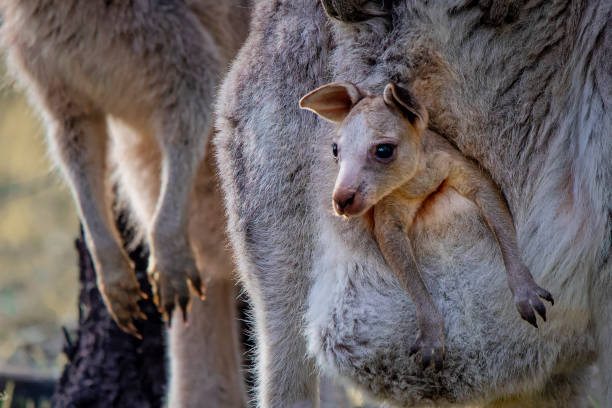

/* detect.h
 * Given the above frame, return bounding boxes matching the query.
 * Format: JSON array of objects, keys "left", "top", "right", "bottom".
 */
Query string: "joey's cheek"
[{"left": 361, "top": 196, "right": 376, "bottom": 211}]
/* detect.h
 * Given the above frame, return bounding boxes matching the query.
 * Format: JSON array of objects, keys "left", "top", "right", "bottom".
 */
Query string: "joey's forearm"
[
  {"left": 374, "top": 222, "right": 440, "bottom": 315},
  {"left": 473, "top": 186, "right": 527, "bottom": 275},
  {"left": 449, "top": 166, "right": 525, "bottom": 274}
]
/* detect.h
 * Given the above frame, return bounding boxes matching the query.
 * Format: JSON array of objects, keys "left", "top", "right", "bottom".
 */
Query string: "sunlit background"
[{"left": 0, "top": 62, "right": 79, "bottom": 382}]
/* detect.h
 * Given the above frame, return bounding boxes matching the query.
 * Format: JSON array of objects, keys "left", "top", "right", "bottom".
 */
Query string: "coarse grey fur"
[
  {"left": 215, "top": 0, "right": 611, "bottom": 407},
  {"left": 2, "top": 1, "right": 250, "bottom": 406}
]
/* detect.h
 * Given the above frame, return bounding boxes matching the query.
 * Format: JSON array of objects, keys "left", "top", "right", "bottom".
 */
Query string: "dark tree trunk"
[{"left": 53, "top": 223, "right": 167, "bottom": 408}]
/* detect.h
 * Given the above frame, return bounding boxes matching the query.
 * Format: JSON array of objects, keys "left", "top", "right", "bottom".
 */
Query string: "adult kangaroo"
[
  {"left": 2, "top": 1, "right": 250, "bottom": 406},
  {"left": 215, "top": 0, "right": 611, "bottom": 407}
]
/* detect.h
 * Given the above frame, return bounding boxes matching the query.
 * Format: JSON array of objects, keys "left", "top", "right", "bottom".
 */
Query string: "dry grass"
[{"left": 0, "top": 63, "right": 78, "bottom": 376}]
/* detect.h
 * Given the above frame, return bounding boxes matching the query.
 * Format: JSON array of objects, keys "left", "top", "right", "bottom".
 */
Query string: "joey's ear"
[
  {"left": 383, "top": 83, "right": 429, "bottom": 131},
  {"left": 299, "top": 81, "right": 363, "bottom": 123}
]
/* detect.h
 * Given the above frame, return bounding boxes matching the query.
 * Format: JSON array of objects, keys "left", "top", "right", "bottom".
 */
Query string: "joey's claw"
[
  {"left": 412, "top": 344, "right": 445, "bottom": 371},
  {"left": 515, "top": 300, "right": 538, "bottom": 328},
  {"left": 422, "top": 347, "right": 445, "bottom": 371},
  {"left": 531, "top": 298, "right": 547, "bottom": 321},
  {"left": 536, "top": 287, "right": 554, "bottom": 305},
  {"left": 432, "top": 350, "right": 444, "bottom": 371},
  {"left": 410, "top": 331, "right": 445, "bottom": 371},
  {"left": 421, "top": 351, "right": 432, "bottom": 370},
  {"left": 513, "top": 276, "right": 554, "bottom": 327}
]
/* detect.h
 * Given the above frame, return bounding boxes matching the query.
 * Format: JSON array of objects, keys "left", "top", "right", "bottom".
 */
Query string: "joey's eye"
[
  {"left": 332, "top": 143, "right": 338, "bottom": 158},
  {"left": 375, "top": 144, "right": 395, "bottom": 160}
]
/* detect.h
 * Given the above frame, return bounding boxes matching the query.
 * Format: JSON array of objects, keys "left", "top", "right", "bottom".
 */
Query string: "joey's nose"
[{"left": 333, "top": 188, "right": 361, "bottom": 216}]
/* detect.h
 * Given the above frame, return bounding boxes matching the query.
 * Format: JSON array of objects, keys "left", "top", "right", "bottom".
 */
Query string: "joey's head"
[{"left": 300, "top": 81, "right": 428, "bottom": 217}]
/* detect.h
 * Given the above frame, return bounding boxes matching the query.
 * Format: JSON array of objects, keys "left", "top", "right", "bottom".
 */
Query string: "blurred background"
[{"left": 0, "top": 61, "right": 79, "bottom": 404}]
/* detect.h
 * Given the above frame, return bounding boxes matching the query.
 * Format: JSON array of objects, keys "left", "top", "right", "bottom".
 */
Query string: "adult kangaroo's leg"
[
  {"left": 146, "top": 15, "right": 222, "bottom": 323},
  {"left": 168, "top": 281, "right": 246, "bottom": 408},
  {"left": 41, "top": 87, "right": 144, "bottom": 336},
  {"left": 216, "top": 118, "right": 320, "bottom": 406},
  {"left": 167, "top": 151, "right": 247, "bottom": 408},
  {"left": 147, "top": 124, "right": 205, "bottom": 323},
  {"left": 214, "top": 1, "right": 331, "bottom": 405}
]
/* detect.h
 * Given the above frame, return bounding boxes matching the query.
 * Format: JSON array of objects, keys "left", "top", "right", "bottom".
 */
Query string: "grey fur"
[
  {"left": 215, "top": 1, "right": 611, "bottom": 407},
  {"left": 2, "top": 1, "right": 250, "bottom": 406}
]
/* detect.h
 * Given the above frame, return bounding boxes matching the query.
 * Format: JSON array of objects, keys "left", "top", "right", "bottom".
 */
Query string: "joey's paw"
[
  {"left": 148, "top": 252, "right": 205, "bottom": 327},
  {"left": 478, "top": 0, "right": 523, "bottom": 24},
  {"left": 100, "top": 273, "right": 147, "bottom": 339},
  {"left": 513, "top": 280, "right": 554, "bottom": 328},
  {"left": 409, "top": 331, "right": 445, "bottom": 371}
]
